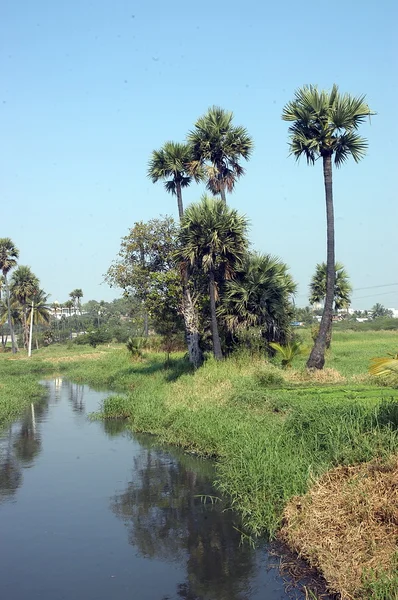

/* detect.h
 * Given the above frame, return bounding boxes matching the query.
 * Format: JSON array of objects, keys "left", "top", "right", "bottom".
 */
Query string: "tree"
[
  {"left": 188, "top": 106, "right": 253, "bottom": 203},
  {"left": 10, "top": 266, "right": 40, "bottom": 349},
  {"left": 70, "top": 288, "right": 83, "bottom": 314},
  {"left": 148, "top": 141, "right": 201, "bottom": 220},
  {"left": 148, "top": 143, "right": 204, "bottom": 366},
  {"left": 106, "top": 216, "right": 187, "bottom": 345},
  {"left": 0, "top": 238, "right": 19, "bottom": 353},
  {"left": 371, "top": 303, "right": 393, "bottom": 319},
  {"left": 309, "top": 262, "right": 352, "bottom": 310},
  {"left": 176, "top": 196, "right": 249, "bottom": 360},
  {"left": 219, "top": 252, "right": 297, "bottom": 348},
  {"left": 282, "top": 84, "right": 373, "bottom": 369}
]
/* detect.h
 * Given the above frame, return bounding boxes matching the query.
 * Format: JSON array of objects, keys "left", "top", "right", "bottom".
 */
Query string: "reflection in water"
[
  {"left": 111, "top": 442, "right": 257, "bottom": 600},
  {"left": 68, "top": 382, "right": 86, "bottom": 413},
  {"left": 0, "top": 401, "right": 47, "bottom": 501},
  {"left": 0, "top": 380, "right": 296, "bottom": 600}
]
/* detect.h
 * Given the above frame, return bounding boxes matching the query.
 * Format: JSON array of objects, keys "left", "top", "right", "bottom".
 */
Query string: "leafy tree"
[
  {"left": 282, "top": 84, "right": 373, "bottom": 369},
  {"left": 10, "top": 265, "right": 39, "bottom": 349},
  {"left": 106, "top": 217, "right": 188, "bottom": 351},
  {"left": 0, "top": 238, "right": 19, "bottom": 353},
  {"left": 176, "top": 196, "right": 249, "bottom": 360},
  {"left": 64, "top": 299, "right": 74, "bottom": 316},
  {"left": 188, "top": 106, "right": 253, "bottom": 203},
  {"left": 148, "top": 141, "right": 201, "bottom": 219},
  {"left": 371, "top": 303, "right": 393, "bottom": 319},
  {"left": 219, "top": 252, "right": 296, "bottom": 349},
  {"left": 309, "top": 262, "right": 352, "bottom": 310},
  {"left": 293, "top": 306, "right": 315, "bottom": 326}
]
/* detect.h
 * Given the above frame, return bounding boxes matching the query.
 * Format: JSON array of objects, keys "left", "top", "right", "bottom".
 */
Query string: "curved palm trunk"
[
  {"left": 4, "top": 275, "right": 18, "bottom": 354},
  {"left": 209, "top": 270, "right": 223, "bottom": 360},
  {"left": 307, "top": 154, "right": 335, "bottom": 369},
  {"left": 175, "top": 180, "right": 184, "bottom": 220}
]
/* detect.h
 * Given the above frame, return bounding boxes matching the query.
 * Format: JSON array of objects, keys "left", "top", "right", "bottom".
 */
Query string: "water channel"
[{"left": 0, "top": 379, "right": 303, "bottom": 600}]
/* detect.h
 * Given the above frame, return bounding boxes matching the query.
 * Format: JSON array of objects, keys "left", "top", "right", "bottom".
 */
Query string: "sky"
[{"left": 2, "top": 0, "right": 397, "bottom": 309}]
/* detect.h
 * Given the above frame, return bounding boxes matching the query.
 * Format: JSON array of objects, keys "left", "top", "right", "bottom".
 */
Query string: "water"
[{"left": 0, "top": 379, "right": 301, "bottom": 600}]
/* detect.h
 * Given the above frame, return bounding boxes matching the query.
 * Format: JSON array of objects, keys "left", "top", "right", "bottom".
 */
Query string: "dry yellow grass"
[
  {"left": 280, "top": 457, "right": 398, "bottom": 599},
  {"left": 285, "top": 367, "right": 346, "bottom": 385}
]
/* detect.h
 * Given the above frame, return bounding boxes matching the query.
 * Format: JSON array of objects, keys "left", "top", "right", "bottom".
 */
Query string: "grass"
[{"left": 0, "top": 330, "right": 398, "bottom": 598}]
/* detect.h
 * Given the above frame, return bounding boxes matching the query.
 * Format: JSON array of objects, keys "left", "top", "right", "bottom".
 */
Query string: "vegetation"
[
  {"left": 188, "top": 106, "right": 253, "bottom": 203},
  {"left": 0, "top": 238, "right": 20, "bottom": 353},
  {"left": 309, "top": 261, "right": 352, "bottom": 310},
  {"left": 282, "top": 84, "right": 374, "bottom": 370}
]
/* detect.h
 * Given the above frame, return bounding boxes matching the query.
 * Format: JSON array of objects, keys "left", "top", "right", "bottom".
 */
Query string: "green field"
[{"left": 1, "top": 329, "right": 397, "bottom": 598}]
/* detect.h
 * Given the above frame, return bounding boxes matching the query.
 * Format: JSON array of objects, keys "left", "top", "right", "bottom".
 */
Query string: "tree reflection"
[
  {"left": 68, "top": 383, "right": 85, "bottom": 413},
  {"left": 0, "top": 401, "right": 47, "bottom": 501},
  {"left": 111, "top": 442, "right": 256, "bottom": 600}
]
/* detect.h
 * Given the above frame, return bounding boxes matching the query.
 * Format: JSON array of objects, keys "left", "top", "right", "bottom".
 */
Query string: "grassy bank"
[{"left": 0, "top": 330, "right": 397, "bottom": 598}]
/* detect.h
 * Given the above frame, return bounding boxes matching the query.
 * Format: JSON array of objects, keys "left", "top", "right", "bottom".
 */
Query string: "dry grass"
[
  {"left": 285, "top": 368, "right": 346, "bottom": 385},
  {"left": 280, "top": 456, "right": 398, "bottom": 599}
]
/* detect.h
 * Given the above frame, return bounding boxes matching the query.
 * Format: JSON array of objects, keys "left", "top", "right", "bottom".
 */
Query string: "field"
[{"left": 1, "top": 329, "right": 397, "bottom": 599}]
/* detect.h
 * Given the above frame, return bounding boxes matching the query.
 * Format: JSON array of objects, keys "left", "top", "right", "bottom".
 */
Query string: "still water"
[{"left": 0, "top": 380, "right": 301, "bottom": 600}]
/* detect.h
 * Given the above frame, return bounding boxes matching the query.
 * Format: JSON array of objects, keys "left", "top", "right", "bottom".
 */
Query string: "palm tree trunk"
[
  {"left": 307, "top": 154, "right": 335, "bottom": 369},
  {"left": 219, "top": 186, "right": 227, "bottom": 204},
  {"left": 209, "top": 270, "right": 223, "bottom": 360},
  {"left": 22, "top": 305, "right": 29, "bottom": 349},
  {"left": 181, "top": 267, "right": 203, "bottom": 368},
  {"left": 4, "top": 275, "right": 17, "bottom": 354},
  {"left": 176, "top": 180, "right": 184, "bottom": 220}
]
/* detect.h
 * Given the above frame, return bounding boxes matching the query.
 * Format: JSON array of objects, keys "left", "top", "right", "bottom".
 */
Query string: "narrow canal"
[{"left": 0, "top": 379, "right": 303, "bottom": 600}]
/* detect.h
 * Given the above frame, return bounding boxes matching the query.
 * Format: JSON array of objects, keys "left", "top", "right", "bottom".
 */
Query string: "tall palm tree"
[
  {"left": 188, "top": 106, "right": 253, "bottom": 203},
  {"left": 70, "top": 289, "right": 83, "bottom": 314},
  {"left": 148, "top": 142, "right": 201, "bottom": 220},
  {"left": 10, "top": 266, "right": 39, "bottom": 349},
  {"left": 0, "top": 238, "right": 20, "bottom": 353},
  {"left": 148, "top": 142, "right": 204, "bottom": 367},
  {"left": 176, "top": 196, "right": 249, "bottom": 360},
  {"left": 220, "top": 252, "right": 297, "bottom": 347},
  {"left": 282, "top": 84, "right": 373, "bottom": 369},
  {"left": 309, "top": 262, "right": 352, "bottom": 310}
]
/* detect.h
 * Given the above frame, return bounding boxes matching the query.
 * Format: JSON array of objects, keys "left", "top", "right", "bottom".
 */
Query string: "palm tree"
[
  {"left": 148, "top": 143, "right": 204, "bottom": 367},
  {"left": 64, "top": 299, "right": 74, "bottom": 316},
  {"left": 219, "top": 253, "right": 297, "bottom": 347},
  {"left": 188, "top": 106, "right": 253, "bottom": 203},
  {"left": 309, "top": 262, "right": 352, "bottom": 310},
  {"left": 10, "top": 266, "right": 39, "bottom": 349},
  {"left": 70, "top": 289, "right": 83, "bottom": 314},
  {"left": 27, "top": 289, "right": 51, "bottom": 326},
  {"left": 176, "top": 196, "right": 249, "bottom": 360},
  {"left": 0, "top": 238, "right": 20, "bottom": 353},
  {"left": 148, "top": 141, "right": 201, "bottom": 220},
  {"left": 282, "top": 84, "right": 374, "bottom": 369}
]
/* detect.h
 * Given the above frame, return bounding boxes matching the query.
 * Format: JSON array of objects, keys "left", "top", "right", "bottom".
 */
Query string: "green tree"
[
  {"left": 219, "top": 252, "right": 297, "bottom": 348},
  {"left": 371, "top": 303, "right": 393, "bottom": 319},
  {"left": 10, "top": 266, "right": 39, "bottom": 349},
  {"left": 148, "top": 141, "right": 201, "bottom": 220},
  {"left": 176, "top": 196, "right": 249, "bottom": 360},
  {"left": 188, "top": 106, "right": 253, "bottom": 203},
  {"left": 0, "top": 238, "right": 19, "bottom": 353},
  {"left": 309, "top": 262, "right": 352, "bottom": 310},
  {"left": 282, "top": 84, "right": 373, "bottom": 369}
]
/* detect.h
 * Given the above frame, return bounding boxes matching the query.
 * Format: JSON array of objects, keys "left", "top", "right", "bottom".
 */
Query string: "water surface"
[{"left": 0, "top": 379, "right": 302, "bottom": 600}]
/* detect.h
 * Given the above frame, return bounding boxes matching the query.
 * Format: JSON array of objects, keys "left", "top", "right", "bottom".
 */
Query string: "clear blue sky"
[{"left": 2, "top": 0, "right": 397, "bottom": 309}]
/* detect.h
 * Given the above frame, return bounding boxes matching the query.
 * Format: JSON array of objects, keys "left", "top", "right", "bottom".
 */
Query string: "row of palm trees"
[
  {"left": 0, "top": 238, "right": 50, "bottom": 353},
  {"left": 147, "top": 85, "right": 373, "bottom": 368}
]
